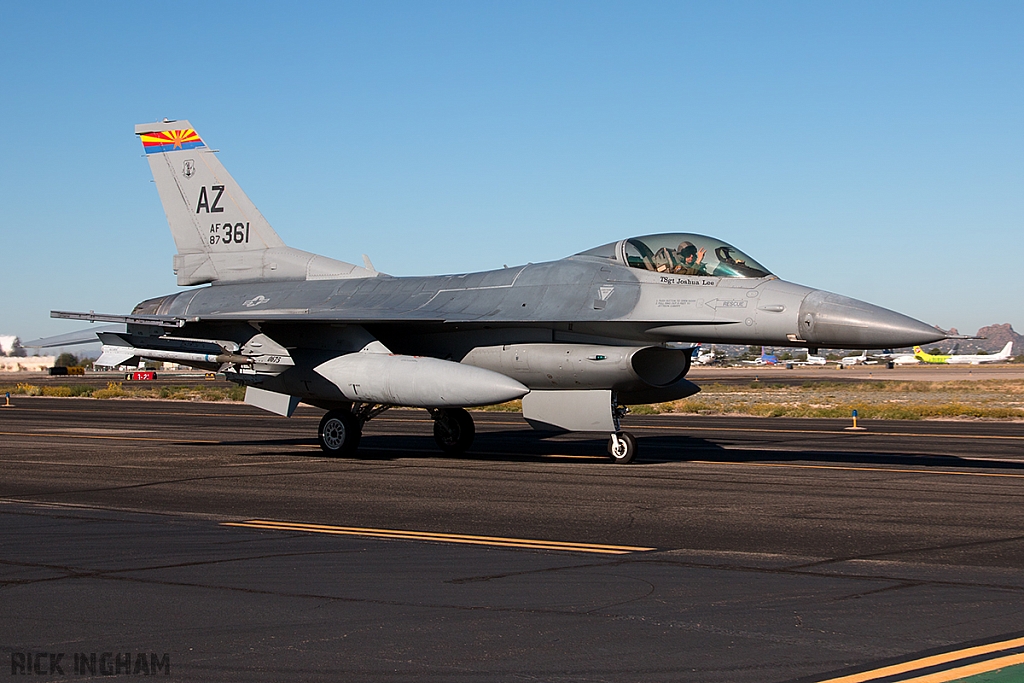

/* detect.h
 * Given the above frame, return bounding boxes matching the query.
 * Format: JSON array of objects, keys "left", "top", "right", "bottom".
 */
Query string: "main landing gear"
[
  {"left": 318, "top": 409, "right": 361, "bottom": 457},
  {"left": 317, "top": 402, "right": 389, "bottom": 457},
  {"left": 317, "top": 404, "right": 477, "bottom": 457},
  {"left": 429, "top": 407, "right": 475, "bottom": 454}
]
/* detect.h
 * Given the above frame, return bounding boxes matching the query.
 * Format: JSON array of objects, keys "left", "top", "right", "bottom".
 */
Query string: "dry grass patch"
[
  {"left": 644, "top": 378, "right": 1024, "bottom": 420},
  {"left": 4, "top": 377, "right": 1022, "bottom": 420}
]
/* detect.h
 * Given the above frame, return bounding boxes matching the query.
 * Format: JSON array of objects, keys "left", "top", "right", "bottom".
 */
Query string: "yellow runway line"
[
  {"left": 899, "top": 653, "right": 1024, "bottom": 682},
  {"left": 816, "top": 635, "right": 1024, "bottom": 682},
  {"left": 223, "top": 519, "right": 656, "bottom": 555}
]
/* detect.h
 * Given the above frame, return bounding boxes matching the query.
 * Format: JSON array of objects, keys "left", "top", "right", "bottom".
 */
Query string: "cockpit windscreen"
[{"left": 577, "top": 233, "right": 772, "bottom": 278}]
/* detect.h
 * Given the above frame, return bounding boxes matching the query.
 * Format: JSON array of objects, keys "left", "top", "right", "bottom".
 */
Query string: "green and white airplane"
[{"left": 913, "top": 341, "right": 1014, "bottom": 365}]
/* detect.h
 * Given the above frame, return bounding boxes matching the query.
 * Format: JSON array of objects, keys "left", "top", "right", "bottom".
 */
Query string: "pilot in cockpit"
[
  {"left": 652, "top": 241, "right": 707, "bottom": 274},
  {"left": 672, "top": 241, "right": 707, "bottom": 275}
]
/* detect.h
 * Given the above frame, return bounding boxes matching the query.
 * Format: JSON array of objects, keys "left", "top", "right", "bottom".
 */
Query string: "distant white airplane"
[
  {"left": 839, "top": 350, "right": 869, "bottom": 367},
  {"left": 693, "top": 345, "right": 718, "bottom": 365},
  {"left": 786, "top": 349, "right": 827, "bottom": 366}
]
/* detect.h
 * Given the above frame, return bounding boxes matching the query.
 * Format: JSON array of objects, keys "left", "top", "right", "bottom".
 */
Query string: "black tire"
[
  {"left": 608, "top": 432, "right": 638, "bottom": 464},
  {"left": 318, "top": 409, "right": 361, "bottom": 457},
  {"left": 432, "top": 408, "right": 475, "bottom": 454}
]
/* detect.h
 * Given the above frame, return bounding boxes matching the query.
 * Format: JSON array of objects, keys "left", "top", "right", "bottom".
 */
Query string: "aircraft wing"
[
  {"left": 22, "top": 323, "right": 127, "bottom": 348},
  {"left": 51, "top": 309, "right": 451, "bottom": 326},
  {"left": 52, "top": 308, "right": 706, "bottom": 326},
  {"left": 52, "top": 311, "right": 186, "bottom": 328}
]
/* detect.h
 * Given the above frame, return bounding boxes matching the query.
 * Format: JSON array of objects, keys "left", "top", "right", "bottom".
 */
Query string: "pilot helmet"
[{"left": 676, "top": 241, "right": 698, "bottom": 260}]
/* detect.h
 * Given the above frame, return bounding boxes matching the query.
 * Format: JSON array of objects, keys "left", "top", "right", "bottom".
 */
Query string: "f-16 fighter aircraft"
[{"left": 51, "top": 120, "right": 946, "bottom": 463}]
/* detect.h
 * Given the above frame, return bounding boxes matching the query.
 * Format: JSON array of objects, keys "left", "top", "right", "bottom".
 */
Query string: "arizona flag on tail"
[
  {"left": 140, "top": 128, "right": 205, "bottom": 154},
  {"left": 135, "top": 118, "right": 368, "bottom": 286}
]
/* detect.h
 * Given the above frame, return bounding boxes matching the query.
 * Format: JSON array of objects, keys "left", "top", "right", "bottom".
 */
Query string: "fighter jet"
[{"left": 48, "top": 120, "right": 946, "bottom": 463}]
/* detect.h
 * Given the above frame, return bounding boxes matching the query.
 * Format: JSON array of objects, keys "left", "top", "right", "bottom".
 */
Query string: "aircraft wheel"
[
  {"left": 608, "top": 431, "right": 638, "bottom": 464},
  {"left": 318, "top": 409, "right": 361, "bottom": 457},
  {"left": 432, "top": 408, "right": 475, "bottom": 454}
]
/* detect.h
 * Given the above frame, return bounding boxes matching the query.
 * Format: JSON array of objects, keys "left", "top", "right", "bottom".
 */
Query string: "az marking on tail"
[{"left": 196, "top": 185, "right": 225, "bottom": 213}]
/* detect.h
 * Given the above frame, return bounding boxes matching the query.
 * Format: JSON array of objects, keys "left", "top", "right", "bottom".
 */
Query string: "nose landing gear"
[{"left": 608, "top": 431, "right": 638, "bottom": 464}]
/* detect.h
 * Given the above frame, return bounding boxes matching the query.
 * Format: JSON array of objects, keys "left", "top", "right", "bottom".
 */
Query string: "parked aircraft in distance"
[
  {"left": 692, "top": 345, "right": 718, "bottom": 365},
  {"left": 869, "top": 348, "right": 920, "bottom": 366},
  {"left": 913, "top": 341, "right": 1014, "bottom": 365},
  {"left": 742, "top": 347, "right": 779, "bottom": 366},
  {"left": 787, "top": 349, "right": 827, "bottom": 366},
  {"left": 45, "top": 120, "right": 947, "bottom": 463},
  {"left": 839, "top": 350, "right": 872, "bottom": 367}
]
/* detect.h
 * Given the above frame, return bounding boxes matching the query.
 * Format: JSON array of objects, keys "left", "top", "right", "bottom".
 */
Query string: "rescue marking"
[{"left": 223, "top": 520, "right": 656, "bottom": 555}]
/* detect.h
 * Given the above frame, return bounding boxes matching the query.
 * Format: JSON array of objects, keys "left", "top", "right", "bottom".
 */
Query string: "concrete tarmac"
[{"left": 2, "top": 397, "right": 1024, "bottom": 682}]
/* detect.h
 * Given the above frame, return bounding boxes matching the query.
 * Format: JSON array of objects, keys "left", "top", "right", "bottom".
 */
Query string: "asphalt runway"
[{"left": 2, "top": 397, "right": 1024, "bottom": 682}]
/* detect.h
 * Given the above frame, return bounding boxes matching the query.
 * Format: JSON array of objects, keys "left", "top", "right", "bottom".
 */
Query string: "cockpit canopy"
[{"left": 576, "top": 233, "right": 772, "bottom": 279}]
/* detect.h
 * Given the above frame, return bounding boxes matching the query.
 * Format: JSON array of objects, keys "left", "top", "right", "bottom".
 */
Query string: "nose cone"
[{"left": 798, "top": 290, "right": 945, "bottom": 349}]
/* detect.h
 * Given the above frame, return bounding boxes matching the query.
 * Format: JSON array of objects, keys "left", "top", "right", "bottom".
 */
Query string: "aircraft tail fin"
[
  {"left": 999, "top": 341, "right": 1014, "bottom": 357},
  {"left": 136, "top": 120, "right": 371, "bottom": 286}
]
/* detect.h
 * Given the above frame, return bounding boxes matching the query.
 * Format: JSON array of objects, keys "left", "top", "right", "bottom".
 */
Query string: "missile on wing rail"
[
  {"left": 96, "top": 345, "right": 251, "bottom": 368},
  {"left": 314, "top": 353, "right": 529, "bottom": 408}
]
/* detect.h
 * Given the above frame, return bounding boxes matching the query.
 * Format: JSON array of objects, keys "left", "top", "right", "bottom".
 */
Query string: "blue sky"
[{"left": 1, "top": 2, "right": 1021, "bottom": 341}]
